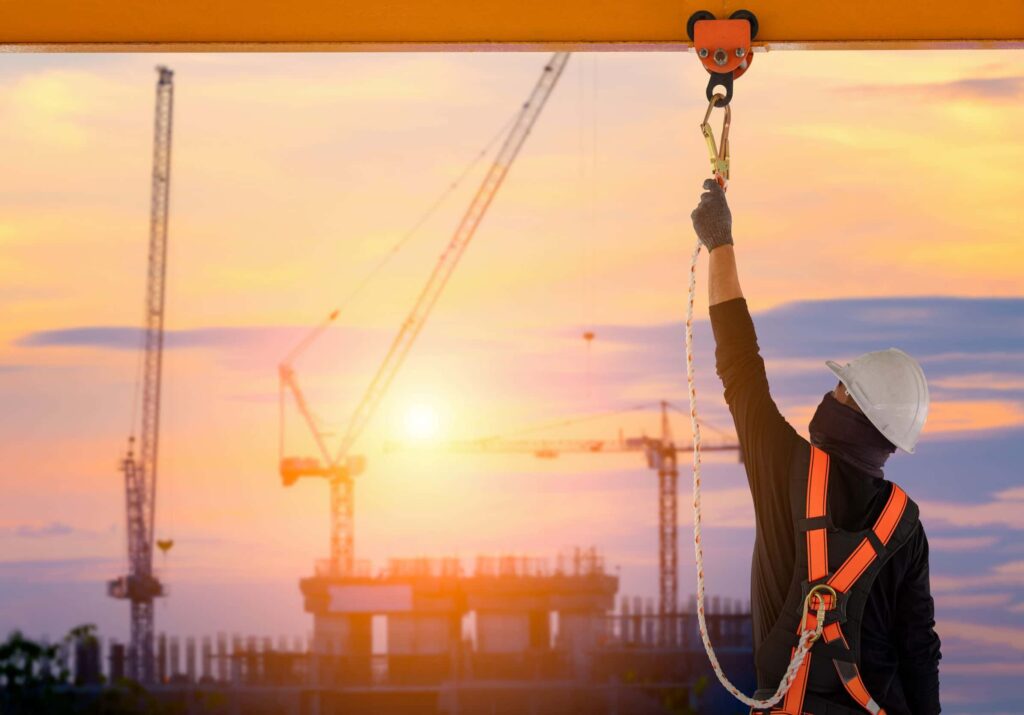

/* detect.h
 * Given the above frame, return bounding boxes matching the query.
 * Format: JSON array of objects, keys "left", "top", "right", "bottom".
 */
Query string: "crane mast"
[
  {"left": 108, "top": 65, "right": 174, "bottom": 684},
  {"left": 280, "top": 53, "right": 571, "bottom": 576},
  {"left": 656, "top": 401, "right": 678, "bottom": 635}
]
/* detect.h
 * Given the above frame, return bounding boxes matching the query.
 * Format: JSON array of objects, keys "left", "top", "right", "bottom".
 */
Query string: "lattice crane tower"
[{"left": 107, "top": 66, "right": 174, "bottom": 684}]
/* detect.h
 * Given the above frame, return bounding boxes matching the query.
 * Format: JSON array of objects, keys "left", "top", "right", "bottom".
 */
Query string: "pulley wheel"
[
  {"left": 729, "top": 9, "right": 759, "bottom": 41},
  {"left": 686, "top": 10, "right": 716, "bottom": 41}
]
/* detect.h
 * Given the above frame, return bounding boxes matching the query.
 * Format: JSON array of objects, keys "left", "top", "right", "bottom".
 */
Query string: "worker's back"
[
  {"left": 707, "top": 294, "right": 941, "bottom": 714},
  {"left": 754, "top": 439, "right": 937, "bottom": 714}
]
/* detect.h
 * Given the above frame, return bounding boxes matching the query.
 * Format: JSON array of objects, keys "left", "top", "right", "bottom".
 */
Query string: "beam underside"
[{"left": 2, "top": 0, "right": 1023, "bottom": 51}]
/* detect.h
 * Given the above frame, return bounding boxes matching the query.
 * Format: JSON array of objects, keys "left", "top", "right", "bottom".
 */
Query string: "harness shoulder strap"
[
  {"left": 776, "top": 446, "right": 830, "bottom": 715},
  {"left": 772, "top": 447, "right": 916, "bottom": 715}
]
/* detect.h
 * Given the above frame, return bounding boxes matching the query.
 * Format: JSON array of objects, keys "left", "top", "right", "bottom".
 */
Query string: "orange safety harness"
[{"left": 752, "top": 447, "right": 920, "bottom": 715}]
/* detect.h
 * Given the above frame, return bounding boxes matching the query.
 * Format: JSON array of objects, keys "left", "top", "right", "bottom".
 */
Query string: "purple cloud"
[
  {"left": 11, "top": 522, "right": 75, "bottom": 538},
  {"left": 843, "top": 76, "right": 1024, "bottom": 101}
]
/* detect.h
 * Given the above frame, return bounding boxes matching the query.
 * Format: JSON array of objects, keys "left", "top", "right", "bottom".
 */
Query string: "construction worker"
[{"left": 691, "top": 179, "right": 941, "bottom": 715}]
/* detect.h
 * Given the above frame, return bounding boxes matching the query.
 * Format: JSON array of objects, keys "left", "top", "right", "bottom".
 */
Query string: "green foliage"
[
  {"left": 0, "top": 623, "right": 186, "bottom": 714},
  {"left": 0, "top": 628, "right": 69, "bottom": 689},
  {"left": 0, "top": 623, "right": 199, "bottom": 714},
  {"left": 88, "top": 678, "right": 185, "bottom": 715},
  {"left": 0, "top": 628, "right": 70, "bottom": 712},
  {"left": 660, "top": 685, "right": 692, "bottom": 714},
  {"left": 66, "top": 624, "right": 99, "bottom": 648}
]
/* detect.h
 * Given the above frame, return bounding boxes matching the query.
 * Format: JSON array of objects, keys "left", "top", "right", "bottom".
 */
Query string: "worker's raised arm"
[
  {"left": 689, "top": 180, "right": 743, "bottom": 305},
  {"left": 690, "top": 180, "right": 799, "bottom": 501},
  {"left": 707, "top": 245, "right": 744, "bottom": 306}
]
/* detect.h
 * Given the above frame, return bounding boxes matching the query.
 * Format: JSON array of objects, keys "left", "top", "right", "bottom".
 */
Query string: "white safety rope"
[{"left": 685, "top": 239, "right": 826, "bottom": 710}]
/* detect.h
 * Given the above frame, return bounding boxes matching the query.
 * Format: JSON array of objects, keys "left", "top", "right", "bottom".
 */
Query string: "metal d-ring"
[{"left": 799, "top": 583, "right": 838, "bottom": 643}]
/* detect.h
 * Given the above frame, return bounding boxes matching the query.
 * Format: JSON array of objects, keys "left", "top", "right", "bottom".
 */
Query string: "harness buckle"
[
  {"left": 701, "top": 94, "right": 730, "bottom": 190},
  {"left": 799, "top": 583, "right": 838, "bottom": 645}
]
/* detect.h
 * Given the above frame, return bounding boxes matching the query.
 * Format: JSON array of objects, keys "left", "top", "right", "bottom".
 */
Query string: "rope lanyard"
[{"left": 685, "top": 95, "right": 827, "bottom": 711}]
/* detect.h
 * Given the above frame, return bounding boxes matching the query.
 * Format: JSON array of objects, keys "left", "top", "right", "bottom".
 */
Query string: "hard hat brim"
[{"left": 824, "top": 359, "right": 917, "bottom": 454}]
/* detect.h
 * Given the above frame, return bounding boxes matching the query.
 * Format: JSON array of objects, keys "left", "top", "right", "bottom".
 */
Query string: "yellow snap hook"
[{"left": 700, "top": 93, "right": 731, "bottom": 189}]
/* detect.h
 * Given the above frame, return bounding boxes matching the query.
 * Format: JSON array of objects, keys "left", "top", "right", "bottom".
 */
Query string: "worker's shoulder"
[
  {"left": 870, "top": 475, "right": 923, "bottom": 558},
  {"left": 879, "top": 474, "right": 921, "bottom": 516}
]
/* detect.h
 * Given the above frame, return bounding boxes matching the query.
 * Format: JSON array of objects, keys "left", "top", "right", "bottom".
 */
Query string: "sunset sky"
[{"left": 1, "top": 50, "right": 1022, "bottom": 713}]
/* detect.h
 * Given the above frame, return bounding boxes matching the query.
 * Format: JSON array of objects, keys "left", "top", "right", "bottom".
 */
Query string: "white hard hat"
[{"left": 825, "top": 348, "right": 929, "bottom": 454}]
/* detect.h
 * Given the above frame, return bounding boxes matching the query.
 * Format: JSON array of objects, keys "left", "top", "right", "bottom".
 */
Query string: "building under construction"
[{"left": 77, "top": 547, "right": 753, "bottom": 715}]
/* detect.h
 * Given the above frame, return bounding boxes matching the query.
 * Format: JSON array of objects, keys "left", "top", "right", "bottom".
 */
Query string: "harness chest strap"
[{"left": 773, "top": 447, "right": 909, "bottom": 715}]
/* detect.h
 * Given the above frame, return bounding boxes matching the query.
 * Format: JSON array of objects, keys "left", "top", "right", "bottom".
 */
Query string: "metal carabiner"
[
  {"left": 798, "top": 583, "right": 837, "bottom": 645},
  {"left": 700, "top": 93, "right": 731, "bottom": 189}
]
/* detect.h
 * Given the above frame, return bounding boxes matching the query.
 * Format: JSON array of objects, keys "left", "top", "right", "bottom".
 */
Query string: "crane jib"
[{"left": 278, "top": 53, "right": 571, "bottom": 576}]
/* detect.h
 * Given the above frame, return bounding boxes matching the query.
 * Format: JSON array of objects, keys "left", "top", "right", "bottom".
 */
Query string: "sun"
[{"left": 403, "top": 403, "right": 441, "bottom": 442}]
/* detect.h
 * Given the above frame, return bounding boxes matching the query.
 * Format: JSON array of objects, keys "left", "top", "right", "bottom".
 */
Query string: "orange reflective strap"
[
  {"left": 773, "top": 449, "right": 833, "bottom": 715},
  {"left": 828, "top": 484, "right": 909, "bottom": 594},
  {"left": 806, "top": 447, "right": 830, "bottom": 517},
  {"left": 827, "top": 540, "right": 873, "bottom": 593},
  {"left": 776, "top": 643, "right": 810, "bottom": 715},
  {"left": 806, "top": 447, "right": 830, "bottom": 581},
  {"left": 774, "top": 451, "right": 905, "bottom": 715},
  {"left": 807, "top": 528, "right": 828, "bottom": 581},
  {"left": 834, "top": 661, "right": 887, "bottom": 715},
  {"left": 872, "top": 485, "right": 907, "bottom": 544},
  {"left": 822, "top": 621, "right": 845, "bottom": 645}
]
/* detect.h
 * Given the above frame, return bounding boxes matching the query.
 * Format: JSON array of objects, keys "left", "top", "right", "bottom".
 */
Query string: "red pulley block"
[{"left": 687, "top": 10, "right": 758, "bottom": 106}]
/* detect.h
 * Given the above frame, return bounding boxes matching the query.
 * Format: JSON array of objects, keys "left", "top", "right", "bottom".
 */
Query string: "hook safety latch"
[{"left": 701, "top": 94, "right": 730, "bottom": 190}]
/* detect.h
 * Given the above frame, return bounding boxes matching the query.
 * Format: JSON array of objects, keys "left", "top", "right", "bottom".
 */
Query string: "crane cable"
[
  {"left": 330, "top": 111, "right": 519, "bottom": 320},
  {"left": 685, "top": 96, "right": 828, "bottom": 710},
  {"left": 278, "top": 110, "right": 520, "bottom": 443},
  {"left": 479, "top": 402, "right": 656, "bottom": 442}
]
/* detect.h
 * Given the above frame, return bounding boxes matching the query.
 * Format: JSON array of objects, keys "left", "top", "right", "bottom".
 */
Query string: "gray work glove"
[{"left": 690, "top": 178, "right": 733, "bottom": 252}]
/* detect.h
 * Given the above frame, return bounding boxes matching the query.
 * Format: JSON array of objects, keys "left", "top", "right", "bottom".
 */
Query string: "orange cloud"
[
  {"left": 938, "top": 620, "right": 1024, "bottom": 653},
  {"left": 923, "top": 489, "right": 1024, "bottom": 530},
  {"left": 788, "top": 398, "right": 1024, "bottom": 441},
  {"left": 931, "top": 560, "right": 1024, "bottom": 596},
  {"left": 928, "top": 399, "right": 1024, "bottom": 434},
  {"left": 940, "top": 661, "right": 1024, "bottom": 676},
  {"left": 937, "top": 592, "right": 1012, "bottom": 609},
  {"left": 928, "top": 535, "right": 999, "bottom": 552},
  {"left": 933, "top": 373, "right": 1024, "bottom": 392}
]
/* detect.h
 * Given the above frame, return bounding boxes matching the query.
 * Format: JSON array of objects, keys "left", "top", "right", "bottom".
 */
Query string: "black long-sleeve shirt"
[{"left": 709, "top": 297, "right": 941, "bottom": 715}]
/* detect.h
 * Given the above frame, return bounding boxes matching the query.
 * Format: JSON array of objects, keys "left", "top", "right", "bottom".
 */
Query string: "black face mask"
[{"left": 809, "top": 391, "right": 896, "bottom": 479}]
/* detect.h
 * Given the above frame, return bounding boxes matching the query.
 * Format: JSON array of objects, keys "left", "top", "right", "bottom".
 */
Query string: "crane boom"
[
  {"left": 279, "top": 52, "right": 571, "bottom": 575},
  {"left": 333, "top": 52, "right": 571, "bottom": 466},
  {"left": 391, "top": 436, "right": 738, "bottom": 457},
  {"left": 108, "top": 65, "right": 174, "bottom": 684}
]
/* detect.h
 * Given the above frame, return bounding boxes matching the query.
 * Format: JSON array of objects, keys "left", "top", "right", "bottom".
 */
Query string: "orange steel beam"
[{"left": 2, "top": 0, "right": 1023, "bottom": 51}]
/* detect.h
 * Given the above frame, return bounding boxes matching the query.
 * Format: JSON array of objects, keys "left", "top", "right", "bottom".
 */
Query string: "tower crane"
[
  {"left": 107, "top": 66, "right": 175, "bottom": 683},
  {"left": 279, "top": 52, "right": 571, "bottom": 576},
  {"left": 386, "top": 401, "right": 740, "bottom": 643}
]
